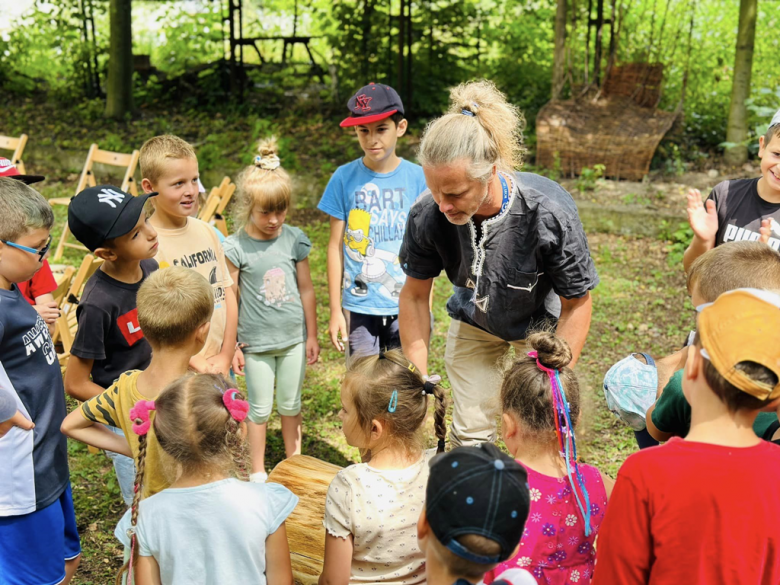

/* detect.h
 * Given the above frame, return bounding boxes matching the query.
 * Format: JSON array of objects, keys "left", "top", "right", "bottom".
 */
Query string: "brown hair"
[
  {"left": 345, "top": 349, "right": 448, "bottom": 454},
  {"left": 693, "top": 332, "right": 778, "bottom": 413},
  {"left": 139, "top": 134, "right": 197, "bottom": 184},
  {"left": 234, "top": 137, "right": 292, "bottom": 228},
  {"left": 418, "top": 80, "right": 526, "bottom": 182},
  {"left": 501, "top": 332, "right": 581, "bottom": 434},
  {"left": 116, "top": 374, "right": 248, "bottom": 584},
  {"left": 137, "top": 266, "right": 214, "bottom": 347},
  {"left": 0, "top": 178, "right": 54, "bottom": 243},
  {"left": 428, "top": 530, "right": 501, "bottom": 580},
  {"left": 764, "top": 124, "right": 780, "bottom": 146},
  {"left": 687, "top": 241, "right": 780, "bottom": 302}
]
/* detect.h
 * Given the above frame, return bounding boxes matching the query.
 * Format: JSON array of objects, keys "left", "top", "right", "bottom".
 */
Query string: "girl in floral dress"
[{"left": 483, "top": 332, "right": 614, "bottom": 585}]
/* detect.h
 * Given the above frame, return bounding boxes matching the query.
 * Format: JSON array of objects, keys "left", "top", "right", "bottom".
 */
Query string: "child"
[
  {"left": 593, "top": 288, "right": 780, "bottom": 584},
  {"left": 139, "top": 134, "right": 237, "bottom": 377},
  {"left": 683, "top": 108, "right": 780, "bottom": 271},
  {"left": 64, "top": 184, "right": 159, "bottom": 505},
  {"left": 61, "top": 266, "right": 214, "bottom": 503},
  {"left": 319, "top": 349, "right": 448, "bottom": 585},
  {"left": 417, "top": 443, "right": 535, "bottom": 585},
  {"left": 0, "top": 157, "right": 60, "bottom": 331},
  {"left": 127, "top": 374, "right": 297, "bottom": 585},
  {"left": 318, "top": 83, "right": 427, "bottom": 358},
  {"left": 644, "top": 241, "right": 780, "bottom": 442},
  {"left": 223, "top": 138, "right": 319, "bottom": 482},
  {"left": 0, "top": 177, "right": 80, "bottom": 585},
  {"left": 484, "top": 332, "right": 613, "bottom": 585}
]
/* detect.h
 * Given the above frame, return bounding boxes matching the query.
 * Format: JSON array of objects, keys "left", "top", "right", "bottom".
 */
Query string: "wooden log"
[{"left": 268, "top": 455, "right": 343, "bottom": 585}]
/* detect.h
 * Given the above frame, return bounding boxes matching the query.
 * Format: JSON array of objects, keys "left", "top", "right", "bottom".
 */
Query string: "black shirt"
[
  {"left": 708, "top": 178, "right": 780, "bottom": 250},
  {"left": 400, "top": 172, "right": 599, "bottom": 341},
  {"left": 70, "top": 259, "right": 158, "bottom": 388}
]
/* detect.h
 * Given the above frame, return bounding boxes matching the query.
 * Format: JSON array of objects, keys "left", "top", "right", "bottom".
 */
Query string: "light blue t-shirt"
[
  {"left": 318, "top": 158, "right": 427, "bottom": 316},
  {"left": 132, "top": 479, "right": 297, "bottom": 585}
]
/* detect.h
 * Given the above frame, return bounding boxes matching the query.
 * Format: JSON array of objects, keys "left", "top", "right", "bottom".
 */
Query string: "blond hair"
[
  {"left": 139, "top": 134, "right": 197, "bottom": 184},
  {"left": 234, "top": 137, "right": 291, "bottom": 227},
  {"left": 687, "top": 241, "right": 780, "bottom": 302},
  {"left": 0, "top": 178, "right": 54, "bottom": 242},
  {"left": 136, "top": 266, "right": 213, "bottom": 346},
  {"left": 418, "top": 80, "right": 526, "bottom": 181}
]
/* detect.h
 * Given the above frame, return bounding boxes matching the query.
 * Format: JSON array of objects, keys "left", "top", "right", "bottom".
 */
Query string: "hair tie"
[
  {"left": 461, "top": 109, "right": 475, "bottom": 117},
  {"left": 129, "top": 400, "right": 156, "bottom": 436},
  {"left": 254, "top": 153, "right": 281, "bottom": 171},
  {"left": 437, "top": 438, "right": 446, "bottom": 452},
  {"left": 388, "top": 389, "right": 398, "bottom": 413},
  {"left": 422, "top": 374, "right": 442, "bottom": 396},
  {"left": 223, "top": 389, "right": 250, "bottom": 422}
]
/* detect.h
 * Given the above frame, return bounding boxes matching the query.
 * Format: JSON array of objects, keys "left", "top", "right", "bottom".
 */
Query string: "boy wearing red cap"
[
  {"left": 318, "top": 84, "right": 427, "bottom": 360},
  {"left": 593, "top": 288, "right": 780, "bottom": 585}
]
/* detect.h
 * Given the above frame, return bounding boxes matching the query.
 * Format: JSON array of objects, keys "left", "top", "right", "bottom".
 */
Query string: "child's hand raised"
[
  {"left": 0, "top": 410, "right": 35, "bottom": 439},
  {"left": 686, "top": 189, "right": 719, "bottom": 243}
]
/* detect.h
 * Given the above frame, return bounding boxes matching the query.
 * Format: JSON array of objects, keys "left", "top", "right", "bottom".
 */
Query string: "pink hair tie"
[
  {"left": 129, "top": 400, "right": 156, "bottom": 436},
  {"left": 223, "top": 389, "right": 249, "bottom": 422}
]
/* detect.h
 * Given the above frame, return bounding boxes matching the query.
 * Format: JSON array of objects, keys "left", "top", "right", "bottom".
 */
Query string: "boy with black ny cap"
[
  {"left": 417, "top": 443, "right": 537, "bottom": 585},
  {"left": 65, "top": 184, "right": 159, "bottom": 506},
  {"left": 318, "top": 83, "right": 427, "bottom": 359}
]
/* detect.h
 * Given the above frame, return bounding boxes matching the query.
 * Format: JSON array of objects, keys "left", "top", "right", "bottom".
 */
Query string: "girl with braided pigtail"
[
  {"left": 117, "top": 374, "right": 297, "bottom": 585},
  {"left": 319, "top": 348, "right": 448, "bottom": 585}
]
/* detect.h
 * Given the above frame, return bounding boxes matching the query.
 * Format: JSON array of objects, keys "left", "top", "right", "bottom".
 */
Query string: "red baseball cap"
[
  {"left": 0, "top": 157, "right": 44, "bottom": 185},
  {"left": 340, "top": 83, "right": 405, "bottom": 128}
]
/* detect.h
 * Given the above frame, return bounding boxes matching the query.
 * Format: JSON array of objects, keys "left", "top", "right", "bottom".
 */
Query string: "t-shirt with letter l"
[
  {"left": 317, "top": 158, "right": 427, "bottom": 316},
  {"left": 154, "top": 217, "right": 234, "bottom": 360}
]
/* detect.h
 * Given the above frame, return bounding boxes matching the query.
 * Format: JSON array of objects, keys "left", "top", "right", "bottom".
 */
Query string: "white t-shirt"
[
  {"left": 134, "top": 479, "right": 297, "bottom": 585},
  {"left": 323, "top": 449, "right": 435, "bottom": 584}
]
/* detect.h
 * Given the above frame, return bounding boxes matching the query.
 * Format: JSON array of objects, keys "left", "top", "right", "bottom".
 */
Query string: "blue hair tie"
[
  {"left": 461, "top": 109, "right": 475, "bottom": 117},
  {"left": 388, "top": 390, "right": 398, "bottom": 413}
]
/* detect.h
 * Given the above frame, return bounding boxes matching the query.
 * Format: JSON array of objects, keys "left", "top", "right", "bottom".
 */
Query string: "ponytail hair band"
[
  {"left": 129, "top": 400, "right": 156, "bottom": 436},
  {"left": 422, "top": 374, "right": 442, "bottom": 396},
  {"left": 254, "top": 154, "right": 281, "bottom": 171},
  {"left": 223, "top": 389, "right": 250, "bottom": 422}
]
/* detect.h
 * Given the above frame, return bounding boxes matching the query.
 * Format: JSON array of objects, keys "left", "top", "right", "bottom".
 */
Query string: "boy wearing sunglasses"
[{"left": 0, "top": 177, "right": 82, "bottom": 585}]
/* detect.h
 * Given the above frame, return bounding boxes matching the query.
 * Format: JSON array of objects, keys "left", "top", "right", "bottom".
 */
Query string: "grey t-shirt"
[
  {"left": 223, "top": 225, "right": 312, "bottom": 353},
  {"left": 400, "top": 172, "right": 599, "bottom": 341},
  {"left": 707, "top": 178, "right": 780, "bottom": 250}
]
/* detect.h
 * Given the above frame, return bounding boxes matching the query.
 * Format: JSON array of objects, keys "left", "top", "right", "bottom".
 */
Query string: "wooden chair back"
[
  {"left": 51, "top": 266, "right": 76, "bottom": 308},
  {"left": 0, "top": 134, "right": 29, "bottom": 173}
]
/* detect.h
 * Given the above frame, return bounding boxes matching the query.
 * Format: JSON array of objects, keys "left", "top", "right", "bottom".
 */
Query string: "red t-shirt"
[
  {"left": 17, "top": 260, "right": 57, "bottom": 305},
  {"left": 592, "top": 438, "right": 780, "bottom": 585}
]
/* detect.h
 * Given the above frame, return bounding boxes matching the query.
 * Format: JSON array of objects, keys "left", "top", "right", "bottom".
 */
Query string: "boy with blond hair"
[
  {"left": 139, "top": 134, "right": 237, "bottom": 376},
  {"left": 0, "top": 178, "right": 80, "bottom": 585},
  {"left": 594, "top": 288, "right": 780, "bottom": 584}
]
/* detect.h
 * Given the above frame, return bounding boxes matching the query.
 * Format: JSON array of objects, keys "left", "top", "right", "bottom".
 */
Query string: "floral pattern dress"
[{"left": 483, "top": 463, "right": 608, "bottom": 585}]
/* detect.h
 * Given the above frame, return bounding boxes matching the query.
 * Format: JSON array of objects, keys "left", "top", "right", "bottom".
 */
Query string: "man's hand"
[
  {"left": 33, "top": 302, "right": 60, "bottom": 325},
  {"left": 232, "top": 346, "right": 246, "bottom": 376},
  {"left": 686, "top": 189, "right": 718, "bottom": 244},
  {"left": 306, "top": 335, "right": 321, "bottom": 365},
  {"left": 0, "top": 410, "right": 35, "bottom": 438},
  {"left": 329, "top": 312, "right": 348, "bottom": 353},
  {"left": 206, "top": 353, "right": 233, "bottom": 377}
]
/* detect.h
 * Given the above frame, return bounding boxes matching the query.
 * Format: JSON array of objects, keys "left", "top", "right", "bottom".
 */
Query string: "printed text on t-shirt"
[{"left": 723, "top": 223, "right": 780, "bottom": 250}]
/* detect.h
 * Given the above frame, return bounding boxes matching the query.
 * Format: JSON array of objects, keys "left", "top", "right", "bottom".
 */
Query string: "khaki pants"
[{"left": 445, "top": 319, "right": 524, "bottom": 447}]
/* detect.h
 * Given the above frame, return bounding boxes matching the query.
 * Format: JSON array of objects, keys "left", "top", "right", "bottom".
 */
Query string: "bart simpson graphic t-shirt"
[
  {"left": 707, "top": 177, "right": 780, "bottom": 250},
  {"left": 223, "top": 225, "right": 312, "bottom": 353},
  {"left": 154, "top": 218, "right": 234, "bottom": 360},
  {"left": 318, "top": 158, "right": 427, "bottom": 316}
]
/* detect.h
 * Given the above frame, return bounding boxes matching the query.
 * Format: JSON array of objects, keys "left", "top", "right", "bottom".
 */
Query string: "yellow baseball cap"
[{"left": 698, "top": 288, "right": 780, "bottom": 400}]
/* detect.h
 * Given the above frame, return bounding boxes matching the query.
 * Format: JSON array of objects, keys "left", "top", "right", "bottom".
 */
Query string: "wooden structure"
[
  {"left": 198, "top": 176, "right": 236, "bottom": 237},
  {"left": 0, "top": 134, "right": 29, "bottom": 173},
  {"left": 50, "top": 144, "right": 140, "bottom": 260},
  {"left": 536, "top": 63, "right": 676, "bottom": 181},
  {"left": 268, "top": 455, "right": 342, "bottom": 585}
]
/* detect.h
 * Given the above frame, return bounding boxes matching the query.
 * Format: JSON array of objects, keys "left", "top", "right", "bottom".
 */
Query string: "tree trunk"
[
  {"left": 552, "top": 0, "right": 567, "bottom": 99},
  {"left": 105, "top": 0, "right": 133, "bottom": 119},
  {"left": 724, "top": 0, "right": 758, "bottom": 166}
]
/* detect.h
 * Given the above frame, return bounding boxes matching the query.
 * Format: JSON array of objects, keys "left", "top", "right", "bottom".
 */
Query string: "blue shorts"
[{"left": 0, "top": 483, "right": 81, "bottom": 585}]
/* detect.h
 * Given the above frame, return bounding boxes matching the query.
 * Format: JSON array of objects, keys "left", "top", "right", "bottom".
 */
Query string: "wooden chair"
[
  {"left": 51, "top": 144, "right": 140, "bottom": 260},
  {"left": 51, "top": 266, "right": 76, "bottom": 308},
  {"left": 198, "top": 177, "right": 235, "bottom": 236},
  {"left": 53, "top": 254, "right": 103, "bottom": 356},
  {"left": 0, "top": 134, "right": 29, "bottom": 173},
  {"left": 213, "top": 181, "right": 236, "bottom": 236}
]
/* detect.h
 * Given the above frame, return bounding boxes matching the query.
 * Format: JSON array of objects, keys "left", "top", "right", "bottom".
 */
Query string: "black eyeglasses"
[{"left": 1, "top": 235, "right": 52, "bottom": 262}]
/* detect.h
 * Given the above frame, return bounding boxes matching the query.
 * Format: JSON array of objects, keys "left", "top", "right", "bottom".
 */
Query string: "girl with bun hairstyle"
[
  {"left": 483, "top": 332, "right": 614, "bottom": 585},
  {"left": 223, "top": 138, "right": 320, "bottom": 483}
]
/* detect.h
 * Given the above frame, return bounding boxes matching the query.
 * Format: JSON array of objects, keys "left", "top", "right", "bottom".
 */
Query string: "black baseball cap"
[
  {"left": 425, "top": 443, "right": 530, "bottom": 565},
  {"left": 340, "top": 83, "right": 405, "bottom": 128},
  {"left": 0, "top": 157, "right": 44, "bottom": 185},
  {"left": 68, "top": 185, "right": 157, "bottom": 251}
]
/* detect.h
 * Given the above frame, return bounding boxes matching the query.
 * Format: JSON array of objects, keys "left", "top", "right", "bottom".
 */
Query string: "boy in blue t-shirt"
[
  {"left": 318, "top": 83, "right": 427, "bottom": 358},
  {"left": 0, "top": 178, "right": 80, "bottom": 585}
]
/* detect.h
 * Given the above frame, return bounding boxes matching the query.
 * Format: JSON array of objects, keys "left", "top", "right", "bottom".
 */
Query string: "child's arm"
[
  {"left": 206, "top": 286, "right": 237, "bottom": 377},
  {"left": 683, "top": 188, "right": 719, "bottom": 272},
  {"left": 297, "top": 258, "right": 320, "bottom": 365},
  {"left": 326, "top": 217, "right": 348, "bottom": 352},
  {"left": 318, "top": 533, "right": 354, "bottom": 585},
  {"left": 134, "top": 556, "right": 163, "bottom": 585},
  {"left": 60, "top": 408, "right": 132, "bottom": 457},
  {"left": 265, "top": 523, "right": 294, "bottom": 585},
  {"left": 64, "top": 356, "right": 104, "bottom": 401},
  {"left": 645, "top": 402, "right": 673, "bottom": 443},
  {"left": 0, "top": 410, "right": 35, "bottom": 438},
  {"left": 225, "top": 257, "right": 245, "bottom": 376}
]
